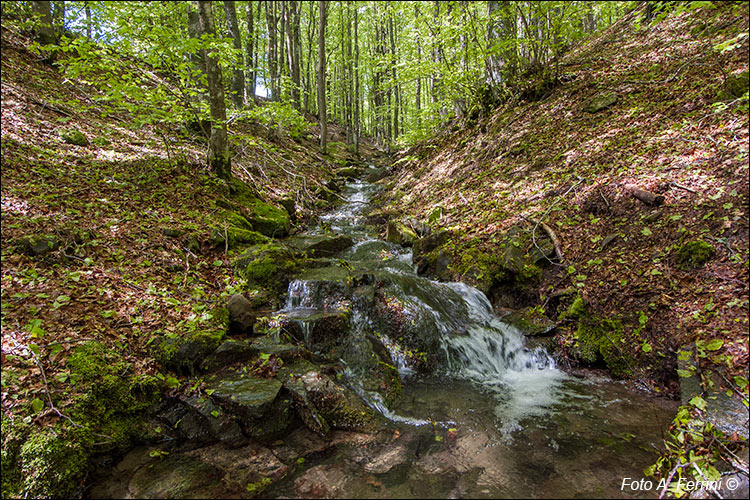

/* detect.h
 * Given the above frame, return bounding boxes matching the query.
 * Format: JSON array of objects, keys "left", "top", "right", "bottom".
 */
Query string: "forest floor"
[{"left": 380, "top": 3, "right": 749, "bottom": 397}]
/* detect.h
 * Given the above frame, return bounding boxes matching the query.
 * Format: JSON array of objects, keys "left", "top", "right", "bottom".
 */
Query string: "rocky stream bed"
[{"left": 86, "top": 168, "right": 683, "bottom": 499}]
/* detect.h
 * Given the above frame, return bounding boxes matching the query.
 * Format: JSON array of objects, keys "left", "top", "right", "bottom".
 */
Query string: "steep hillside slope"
[
  {"left": 381, "top": 3, "right": 748, "bottom": 392},
  {"left": 0, "top": 21, "right": 381, "bottom": 498}
]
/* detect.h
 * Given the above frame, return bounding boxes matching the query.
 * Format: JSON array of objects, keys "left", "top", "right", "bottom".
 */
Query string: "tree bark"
[
  {"left": 266, "top": 1, "right": 279, "bottom": 100},
  {"left": 31, "top": 1, "right": 56, "bottom": 45},
  {"left": 197, "top": 1, "right": 231, "bottom": 180},
  {"left": 353, "top": 1, "right": 360, "bottom": 156},
  {"left": 223, "top": 0, "right": 245, "bottom": 108},
  {"left": 318, "top": 0, "right": 327, "bottom": 153},
  {"left": 246, "top": 1, "right": 256, "bottom": 102}
]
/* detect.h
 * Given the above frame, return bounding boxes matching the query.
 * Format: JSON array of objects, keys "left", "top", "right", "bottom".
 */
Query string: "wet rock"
[
  {"left": 226, "top": 293, "right": 257, "bottom": 334},
  {"left": 15, "top": 234, "right": 60, "bottom": 256},
  {"left": 249, "top": 336, "right": 312, "bottom": 362},
  {"left": 182, "top": 396, "right": 246, "bottom": 448},
  {"left": 362, "top": 445, "right": 410, "bottom": 474},
  {"left": 154, "top": 329, "right": 226, "bottom": 376},
  {"left": 293, "top": 370, "right": 380, "bottom": 431},
  {"left": 336, "top": 166, "right": 362, "bottom": 180},
  {"left": 207, "top": 372, "right": 293, "bottom": 441},
  {"left": 385, "top": 221, "right": 418, "bottom": 247},
  {"left": 279, "top": 309, "right": 351, "bottom": 354},
  {"left": 499, "top": 307, "right": 557, "bottom": 337},
  {"left": 285, "top": 234, "right": 354, "bottom": 257},
  {"left": 280, "top": 197, "right": 297, "bottom": 223},
  {"left": 201, "top": 339, "right": 255, "bottom": 371},
  {"left": 403, "top": 217, "right": 431, "bottom": 238},
  {"left": 125, "top": 452, "right": 226, "bottom": 499},
  {"left": 245, "top": 200, "right": 291, "bottom": 238},
  {"left": 583, "top": 93, "right": 617, "bottom": 113},
  {"left": 185, "top": 442, "right": 290, "bottom": 497},
  {"left": 413, "top": 229, "right": 450, "bottom": 256},
  {"left": 365, "top": 167, "right": 388, "bottom": 183},
  {"left": 293, "top": 463, "right": 353, "bottom": 498}
]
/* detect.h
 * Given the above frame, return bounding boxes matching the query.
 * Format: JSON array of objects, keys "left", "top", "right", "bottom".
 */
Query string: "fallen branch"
[
  {"left": 625, "top": 183, "right": 664, "bottom": 206},
  {"left": 669, "top": 181, "right": 697, "bottom": 194},
  {"left": 520, "top": 214, "right": 565, "bottom": 262}
]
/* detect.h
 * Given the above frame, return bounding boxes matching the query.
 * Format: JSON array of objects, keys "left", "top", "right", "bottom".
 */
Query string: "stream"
[
  {"left": 264, "top": 173, "right": 678, "bottom": 498},
  {"left": 88, "top": 169, "right": 678, "bottom": 499}
]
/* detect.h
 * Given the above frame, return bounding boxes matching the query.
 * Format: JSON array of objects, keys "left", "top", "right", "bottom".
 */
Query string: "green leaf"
[
  {"left": 211, "top": 410, "right": 219, "bottom": 418},
  {"left": 641, "top": 228, "right": 652, "bottom": 236},
  {"left": 689, "top": 395, "right": 707, "bottom": 411},
  {"left": 676, "top": 369, "right": 695, "bottom": 378},
  {"left": 642, "top": 343, "right": 652, "bottom": 353},
  {"left": 213, "top": 260, "right": 223, "bottom": 267},
  {"left": 705, "top": 339, "right": 723, "bottom": 351},
  {"left": 31, "top": 398, "right": 45, "bottom": 413}
]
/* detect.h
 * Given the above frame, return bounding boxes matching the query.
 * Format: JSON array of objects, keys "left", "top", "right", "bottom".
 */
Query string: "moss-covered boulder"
[
  {"left": 14, "top": 234, "right": 60, "bottom": 256},
  {"left": 226, "top": 293, "right": 258, "bottom": 334},
  {"left": 231, "top": 243, "right": 300, "bottom": 295},
  {"left": 563, "top": 296, "right": 631, "bottom": 377},
  {"left": 59, "top": 127, "right": 88, "bottom": 146},
  {"left": 153, "top": 307, "right": 229, "bottom": 375},
  {"left": 285, "top": 234, "right": 354, "bottom": 257},
  {"left": 583, "top": 93, "right": 617, "bottom": 113},
  {"left": 244, "top": 199, "right": 291, "bottom": 238},
  {"left": 385, "top": 221, "right": 418, "bottom": 247},
  {"left": 675, "top": 240, "right": 715, "bottom": 270}
]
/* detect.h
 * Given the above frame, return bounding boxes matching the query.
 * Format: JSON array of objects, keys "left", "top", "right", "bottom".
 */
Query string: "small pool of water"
[{"left": 267, "top": 375, "right": 676, "bottom": 499}]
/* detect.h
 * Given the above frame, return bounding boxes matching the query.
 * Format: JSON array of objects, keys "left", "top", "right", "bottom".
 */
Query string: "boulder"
[
  {"left": 285, "top": 234, "right": 354, "bottom": 257},
  {"left": 385, "top": 221, "right": 418, "bottom": 247},
  {"left": 226, "top": 294, "right": 257, "bottom": 334},
  {"left": 231, "top": 243, "right": 300, "bottom": 293},
  {"left": 365, "top": 167, "right": 388, "bottom": 183},
  {"left": 59, "top": 128, "right": 89, "bottom": 146},
  {"left": 15, "top": 234, "right": 60, "bottom": 256},
  {"left": 583, "top": 93, "right": 617, "bottom": 113},
  {"left": 201, "top": 339, "right": 255, "bottom": 372},
  {"left": 207, "top": 372, "right": 293, "bottom": 441}
]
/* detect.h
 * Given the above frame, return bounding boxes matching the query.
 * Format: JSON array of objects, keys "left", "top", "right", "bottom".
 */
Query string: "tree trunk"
[
  {"left": 51, "top": 1, "right": 64, "bottom": 32},
  {"left": 197, "top": 1, "right": 231, "bottom": 180},
  {"left": 266, "top": 1, "right": 279, "bottom": 100},
  {"left": 318, "top": 0, "right": 327, "bottom": 153},
  {"left": 415, "top": 3, "right": 421, "bottom": 128},
  {"left": 246, "top": 1, "right": 256, "bottom": 102},
  {"left": 353, "top": 1, "right": 360, "bottom": 156},
  {"left": 31, "top": 1, "right": 56, "bottom": 45},
  {"left": 224, "top": 1, "right": 245, "bottom": 108}
]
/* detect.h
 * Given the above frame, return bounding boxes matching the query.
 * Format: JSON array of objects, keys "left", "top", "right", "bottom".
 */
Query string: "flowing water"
[{"left": 267, "top": 174, "right": 678, "bottom": 498}]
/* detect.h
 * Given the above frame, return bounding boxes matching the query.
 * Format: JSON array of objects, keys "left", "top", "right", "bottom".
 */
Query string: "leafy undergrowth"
[
  {"left": 384, "top": 3, "right": 748, "bottom": 392},
  {"left": 0, "top": 20, "right": 379, "bottom": 498}
]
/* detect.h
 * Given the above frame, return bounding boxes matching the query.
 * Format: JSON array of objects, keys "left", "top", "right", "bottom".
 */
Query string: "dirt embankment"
[{"left": 380, "top": 3, "right": 749, "bottom": 393}]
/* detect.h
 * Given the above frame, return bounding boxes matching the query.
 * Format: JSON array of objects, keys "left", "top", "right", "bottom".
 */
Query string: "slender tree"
[
  {"left": 196, "top": 1, "right": 231, "bottom": 180},
  {"left": 224, "top": 0, "right": 245, "bottom": 108},
  {"left": 318, "top": 0, "right": 327, "bottom": 153}
]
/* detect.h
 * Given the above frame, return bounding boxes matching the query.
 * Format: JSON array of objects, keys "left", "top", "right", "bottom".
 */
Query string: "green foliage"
[{"left": 243, "top": 101, "right": 313, "bottom": 140}]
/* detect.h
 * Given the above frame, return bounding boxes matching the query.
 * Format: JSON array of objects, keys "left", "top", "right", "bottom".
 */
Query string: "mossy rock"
[
  {"left": 232, "top": 243, "right": 300, "bottom": 293},
  {"left": 676, "top": 240, "right": 715, "bottom": 270},
  {"left": 245, "top": 201, "right": 291, "bottom": 238},
  {"left": 153, "top": 308, "right": 228, "bottom": 375},
  {"left": 59, "top": 127, "right": 89, "bottom": 146},
  {"left": 725, "top": 70, "right": 749, "bottom": 99},
  {"left": 583, "top": 93, "right": 617, "bottom": 113},
  {"left": 565, "top": 298, "right": 631, "bottom": 377},
  {"left": 14, "top": 234, "right": 60, "bottom": 256},
  {"left": 385, "top": 221, "right": 418, "bottom": 247},
  {"left": 210, "top": 227, "right": 270, "bottom": 250}
]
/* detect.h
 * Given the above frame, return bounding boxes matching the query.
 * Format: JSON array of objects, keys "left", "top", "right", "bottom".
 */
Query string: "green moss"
[
  {"left": 233, "top": 243, "right": 300, "bottom": 291},
  {"left": 676, "top": 240, "right": 715, "bottom": 270},
  {"left": 17, "top": 428, "right": 89, "bottom": 498},
  {"left": 565, "top": 299, "right": 632, "bottom": 377},
  {"left": 2, "top": 343, "right": 165, "bottom": 498},
  {"left": 59, "top": 127, "right": 88, "bottom": 146},
  {"left": 518, "top": 264, "right": 542, "bottom": 284}
]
